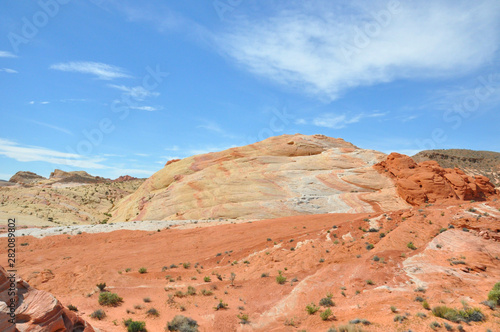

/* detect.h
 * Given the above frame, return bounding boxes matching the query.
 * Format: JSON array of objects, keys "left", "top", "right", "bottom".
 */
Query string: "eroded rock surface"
[{"left": 0, "top": 265, "right": 94, "bottom": 332}]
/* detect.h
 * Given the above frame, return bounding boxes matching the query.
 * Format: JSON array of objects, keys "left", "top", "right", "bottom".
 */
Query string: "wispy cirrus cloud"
[
  {"left": 108, "top": 84, "right": 160, "bottom": 100},
  {"left": 0, "top": 138, "right": 108, "bottom": 169},
  {"left": 0, "top": 51, "right": 16, "bottom": 58},
  {"left": 0, "top": 68, "right": 17, "bottom": 73},
  {"left": 29, "top": 120, "right": 73, "bottom": 136},
  {"left": 298, "top": 112, "right": 387, "bottom": 129},
  {"left": 129, "top": 105, "right": 161, "bottom": 112},
  {"left": 50, "top": 61, "right": 131, "bottom": 80},
  {"left": 216, "top": 0, "right": 500, "bottom": 100}
]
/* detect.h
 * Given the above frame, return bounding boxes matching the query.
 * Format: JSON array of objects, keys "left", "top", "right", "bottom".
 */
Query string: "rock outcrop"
[
  {"left": 413, "top": 149, "right": 500, "bottom": 187},
  {"left": 9, "top": 172, "right": 46, "bottom": 185},
  {"left": 49, "top": 169, "right": 109, "bottom": 184},
  {"left": 0, "top": 265, "right": 94, "bottom": 331},
  {"left": 113, "top": 175, "right": 139, "bottom": 182},
  {"left": 375, "top": 153, "right": 498, "bottom": 205},
  {"left": 111, "top": 134, "right": 410, "bottom": 221}
]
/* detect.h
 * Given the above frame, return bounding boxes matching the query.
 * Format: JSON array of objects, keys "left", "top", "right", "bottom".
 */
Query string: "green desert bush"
[
  {"left": 166, "top": 315, "right": 198, "bottom": 332},
  {"left": 276, "top": 271, "right": 287, "bottom": 285},
  {"left": 320, "top": 308, "right": 333, "bottom": 321},
  {"left": 124, "top": 319, "right": 146, "bottom": 332},
  {"left": 90, "top": 309, "right": 106, "bottom": 320},
  {"left": 488, "top": 282, "right": 500, "bottom": 305},
  {"left": 432, "top": 305, "right": 485, "bottom": 323},
  {"left": 305, "top": 303, "right": 319, "bottom": 315},
  {"left": 319, "top": 295, "right": 335, "bottom": 307},
  {"left": 98, "top": 292, "right": 123, "bottom": 306}
]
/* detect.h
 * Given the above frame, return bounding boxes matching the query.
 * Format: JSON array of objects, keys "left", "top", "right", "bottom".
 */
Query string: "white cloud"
[
  {"left": 135, "top": 153, "right": 149, "bottom": 157},
  {"left": 129, "top": 105, "right": 160, "bottom": 111},
  {"left": 217, "top": 0, "right": 500, "bottom": 100},
  {"left": 300, "top": 112, "right": 387, "bottom": 129},
  {"left": 29, "top": 120, "right": 73, "bottom": 135},
  {"left": 50, "top": 61, "right": 131, "bottom": 80},
  {"left": 0, "top": 51, "right": 16, "bottom": 58},
  {"left": 0, "top": 138, "right": 109, "bottom": 169},
  {"left": 165, "top": 145, "right": 179, "bottom": 151},
  {"left": 197, "top": 120, "right": 224, "bottom": 134},
  {"left": 108, "top": 84, "right": 160, "bottom": 100},
  {"left": 0, "top": 68, "right": 17, "bottom": 74}
]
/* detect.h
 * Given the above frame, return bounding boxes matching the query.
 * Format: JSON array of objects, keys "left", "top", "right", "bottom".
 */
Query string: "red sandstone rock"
[
  {"left": 0, "top": 265, "right": 94, "bottom": 332},
  {"left": 375, "top": 153, "right": 498, "bottom": 205}
]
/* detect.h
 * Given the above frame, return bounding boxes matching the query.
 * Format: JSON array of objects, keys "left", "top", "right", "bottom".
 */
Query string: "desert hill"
[
  {"left": 111, "top": 134, "right": 497, "bottom": 222},
  {"left": 0, "top": 171, "right": 144, "bottom": 226},
  {"left": 413, "top": 149, "right": 500, "bottom": 187},
  {"left": 2, "top": 199, "right": 499, "bottom": 331}
]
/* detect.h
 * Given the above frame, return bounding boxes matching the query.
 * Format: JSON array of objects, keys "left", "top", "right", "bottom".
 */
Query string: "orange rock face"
[
  {"left": 375, "top": 152, "right": 498, "bottom": 205},
  {"left": 0, "top": 265, "right": 94, "bottom": 332}
]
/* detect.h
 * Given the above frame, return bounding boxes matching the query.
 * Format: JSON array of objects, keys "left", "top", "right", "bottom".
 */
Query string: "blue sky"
[{"left": 1, "top": 0, "right": 500, "bottom": 180}]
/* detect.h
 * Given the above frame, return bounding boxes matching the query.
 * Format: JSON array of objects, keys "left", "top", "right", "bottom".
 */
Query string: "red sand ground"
[{"left": 2, "top": 199, "right": 500, "bottom": 331}]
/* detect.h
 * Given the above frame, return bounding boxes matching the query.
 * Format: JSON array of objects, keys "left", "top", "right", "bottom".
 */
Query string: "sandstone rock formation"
[
  {"left": 9, "top": 172, "right": 46, "bottom": 185},
  {"left": 113, "top": 175, "right": 139, "bottom": 182},
  {"left": 413, "top": 149, "right": 500, "bottom": 187},
  {"left": 375, "top": 152, "right": 498, "bottom": 205},
  {"left": 111, "top": 134, "right": 410, "bottom": 221},
  {"left": 0, "top": 265, "right": 94, "bottom": 331},
  {"left": 49, "top": 169, "right": 109, "bottom": 184}
]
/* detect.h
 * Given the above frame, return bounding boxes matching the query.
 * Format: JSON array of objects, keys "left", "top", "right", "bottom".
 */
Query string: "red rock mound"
[
  {"left": 375, "top": 152, "right": 498, "bottom": 205},
  {"left": 113, "top": 175, "right": 138, "bottom": 182},
  {"left": 0, "top": 265, "right": 94, "bottom": 331}
]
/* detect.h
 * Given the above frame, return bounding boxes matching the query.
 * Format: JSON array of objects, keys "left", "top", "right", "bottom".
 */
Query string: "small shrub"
[
  {"left": 306, "top": 303, "right": 320, "bottom": 315},
  {"left": 98, "top": 292, "right": 123, "bottom": 307},
  {"left": 366, "top": 244, "right": 374, "bottom": 250},
  {"left": 276, "top": 271, "right": 287, "bottom": 285},
  {"left": 422, "top": 300, "right": 430, "bottom": 310},
  {"left": 183, "top": 262, "right": 191, "bottom": 269},
  {"left": 366, "top": 280, "right": 374, "bottom": 285},
  {"left": 96, "top": 283, "right": 106, "bottom": 291},
  {"left": 390, "top": 306, "right": 397, "bottom": 313},
  {"left": 394, "top": 315, "right": 406, "bottom": 323},
  {"left": 372, "top": 255, "right": 380, "bottom": 262},
  {"left": 261, "top": 272, "right": 269, "bottom": 278},
  {"left": 125, "top": 320, "right": 146, "bottom": 332},
  {"left": 349, "top": 318, "right": 370, "bottom": 325},
  {"left": 203, "top": 276, "right": 211, "bottom": 282},
  {"left": 187, "top": 286, "right": 196, "bottom": 296},
  {"left": 90, "top": 309, "right": 106, "bottom": 320},
  {"left": 67, "top": 304, "right": 78, "bottom": 311},
  {"left": 430, "top": 321, "right": 441, "bottom": 330},
  {"left": 320, "top": 308, "right": 333, "bottom": 321},
  {"left": 481, "top": 300, "right": 496, "bottom": 310},
  {"left": 167, "top": 315, "right": 198, "bottom": 331},
  {"left": 432, "top": 305, "right": 485, "bottom": 323},
  {"left": 407, "top": 242, "right": 417, "bottom": 250},
  {"left": 487, "top": 282, "right": 500, "bottom": 305},
  {"left": 319, "top": 296, "right": 335, "bottom": 307},
  {"left": 337, "top": 324, "right": 363, "bottom": 332},
  {"left": 146, "top": 308, "right": 159, "bottom": 317},
  {"left": 214, "top": 299, "right": 228, "bottom": 311},
  {"left": 414, "top": 287, "right": 426, "bottom": 293},
  {"left": 201, "top": 289, "right": 213, "bottom": 296},
  {"left": 138, "top": 267, "right": 147, "bottom": 274},
  {"left": 143, "top": 297, "right": 151, "bottom": 303},
  {"left": 238, "top": 313, "right": 249, "bottom": 324},
  {"left": 415, "top": 296, "right": 425, "bottom": 302}
]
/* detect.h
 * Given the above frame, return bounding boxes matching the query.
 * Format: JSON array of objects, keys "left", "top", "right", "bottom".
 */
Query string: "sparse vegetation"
[
  {"left": 67, "top": 304, "right": 78, "bottom": 312},
  {"left": 214, "top": 299, "right": 228, "bottom": 311},
  {"left": 320, "top": 308, "right": 333, "bottom": 321},
  {"left": 98, "top": 292, "right": 123, "bottom": 306},
  {"left": 90, "top": 309, "right": 106, "bottom": 320},
  {"left": 166, "top": 315, "right": 198, "bottom": 331},
  {"left": 432, "top": 305, "right": 485, "bottom": 323},
  {"left": 124, "top": 319, "right": 146, "bottom": 332},
  {"left": 319, "top": 295, "right": 335, "bottom": 307},
  {"left": 306, "top": 303, "right": 320, "bottom": 315},
  {"left": 276, "top": 271, "right": 287, "bottom": 285},
  {"left": 146, "top": 308, "right": 160, "bottom": 317},
  {"left": 407, "top": 242, "right": 417, "bottom": 250},
  {"left": 138, "top": 267, "right": 147, "bottom": 274},
  {"left": 487, "top": 281, "right": 500, "bottom": 305},
  {"left": 96, "top": 282, "right": 106, "bottom": 291}
]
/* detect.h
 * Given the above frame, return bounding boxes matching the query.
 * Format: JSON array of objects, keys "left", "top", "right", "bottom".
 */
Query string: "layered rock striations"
[
  {"left": 0, "top": 265, "right": 94, "bottom": 332},
  {"left": 111, "top": 134, "right": 410, "bottom": 221}
]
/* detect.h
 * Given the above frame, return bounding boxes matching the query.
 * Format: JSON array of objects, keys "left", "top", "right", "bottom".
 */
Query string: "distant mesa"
[
  {"left": 0, "top": 265, "right": 95, "bottom": 331},
  {"left": 413, "top": 149, "right": 500, "bottom": 187},
  {"left": 113, "top": 175, "right": 140, "bottom": 182},
  {"left": 49, "top": 169, "right": 109, "bottom": 184},
  {"left": 9, "top": 171, "right": 46, "bottom": 184}
]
